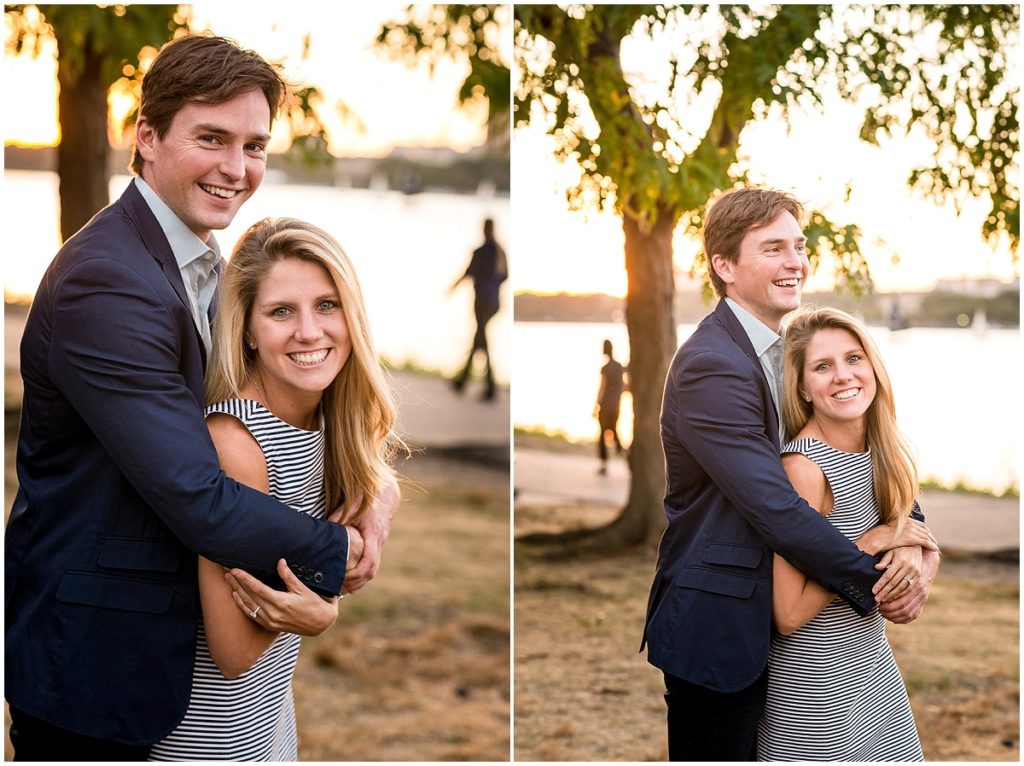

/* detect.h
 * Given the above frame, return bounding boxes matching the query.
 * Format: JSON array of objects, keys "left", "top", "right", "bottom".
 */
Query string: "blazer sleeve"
[
  {"left": 48, "top": 256, "right": 348, "bottom": 595},
  {"left": 671, "top": 347, "right": 880, "bottom": 614}
]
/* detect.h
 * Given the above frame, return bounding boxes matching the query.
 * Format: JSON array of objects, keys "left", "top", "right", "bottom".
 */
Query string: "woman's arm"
[
  {"left": 772, "top": 453, "right": 837, "bottom": 635},
  {"left": 199, "top": 414, "right": 340, "bottom": 679}
]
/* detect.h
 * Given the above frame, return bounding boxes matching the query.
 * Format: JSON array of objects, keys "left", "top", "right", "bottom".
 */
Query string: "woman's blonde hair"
[
  {"left": 782, "top": 306, "right": 917, "bottom": 530},
  {"left": 206, "top": 217, "right": 401, "bottom": 524}
]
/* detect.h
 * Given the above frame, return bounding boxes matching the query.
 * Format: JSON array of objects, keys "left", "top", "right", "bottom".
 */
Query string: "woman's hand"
[
  {"left": 857, "top": 518, "right": 938, "bottom": 556},
  {"left": 226, "top": 558, "right": 340, "bottom": 637},
  {"left": 872, "top": 545, "right": 924, "bottom": 603}
]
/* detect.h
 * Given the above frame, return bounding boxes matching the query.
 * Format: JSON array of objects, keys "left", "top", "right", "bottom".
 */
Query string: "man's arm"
[
  {"left": 671, "top": 347, "right": 881, "bottom": 613},
  {"left": 50, "top": 257, "right": 347, "bottom": 595}
]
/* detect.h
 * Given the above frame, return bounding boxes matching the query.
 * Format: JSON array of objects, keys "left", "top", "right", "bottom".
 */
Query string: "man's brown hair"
[
  {"left": 130, "top": 34, "right": 287, "bottom": 174},
  {"left": 704, "top": 188, "right": 804, "bottom": 298}
]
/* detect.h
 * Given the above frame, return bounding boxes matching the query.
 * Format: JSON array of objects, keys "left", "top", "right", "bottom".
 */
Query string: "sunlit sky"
[
  {"left": 3, "top": 4, "right": 1019, "bottom": 296},
  {"left": 3, "top": 2, "right": 499, "bottom": 155},
  {"left": 511, "top": 15, "right": 1019, "bottom": 296}
]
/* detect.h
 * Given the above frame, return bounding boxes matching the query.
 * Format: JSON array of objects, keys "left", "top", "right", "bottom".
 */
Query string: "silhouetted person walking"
[
  {"left": 451, "top": 218, "right": 507, "bottom": 401},
  {"left": 595, "top": 338, "right": 627, "bottom": 474}
]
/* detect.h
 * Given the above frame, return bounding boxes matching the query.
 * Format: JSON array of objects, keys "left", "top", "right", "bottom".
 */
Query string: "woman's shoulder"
[{"left": 205, "top": 407, "right": 269, "bottom": 492}]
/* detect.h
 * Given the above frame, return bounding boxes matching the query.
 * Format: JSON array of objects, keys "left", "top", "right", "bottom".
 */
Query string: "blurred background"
[
  {"left": 5, "top": 2, "right": 512, "bottom": 383},
  {"left": 511, "top": 5, "right": 1019, "bottom": 762},
  {"left": 512, "top": 5, "right": 1018, "bottom": 500},
  {"left": 5, "top": 3, "right": 510, "bottom": 760}
]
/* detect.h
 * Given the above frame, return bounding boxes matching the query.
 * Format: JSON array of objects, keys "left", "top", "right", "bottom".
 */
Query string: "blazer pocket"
[
  {"left": 56, "top": 572, "right": 175, "bottom": 614},
  {"left": 97, "top": 538, "right": 182, "bottom": 573},
  {"left": 674, "top": 566, "right": 756, "bottom": 599},
  {"left": 702, "top": 542, "right": 764, "bottom": 569}
]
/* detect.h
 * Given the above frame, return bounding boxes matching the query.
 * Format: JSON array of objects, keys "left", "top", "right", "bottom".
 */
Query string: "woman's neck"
[
  {"left": 241, "top": 377, "right": 321, "bottom": 432},
  {"left": 803, "top": 415, "right": 867, "bottom": 453}
]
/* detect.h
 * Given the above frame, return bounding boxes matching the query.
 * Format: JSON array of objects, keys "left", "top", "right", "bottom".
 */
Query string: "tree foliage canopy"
[
  {"left": 6, "top": 4, "right": 185, "bottom": 86},
  {"left": 376, "top": 4, "right": 511, "bottom": 141},
  {"left": 516, "top": 4, "right": 1019, "bottom": 291}
]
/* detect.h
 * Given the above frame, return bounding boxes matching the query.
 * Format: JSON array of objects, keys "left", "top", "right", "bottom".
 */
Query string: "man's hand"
[
  {"left": 879, "top": 546, "right": 941, "bottom": 624},
  {"left": 346, "top": 525, "right": 365, "bottom": 571},
  {"left": 225, "top": 558, "right": 339, "bottom": 636},
  {"left": 872, "top": 545, "right": 923, "bottom": 603},
  {"left": 343, "top": 475, "right": 400, "bottom": 594}
]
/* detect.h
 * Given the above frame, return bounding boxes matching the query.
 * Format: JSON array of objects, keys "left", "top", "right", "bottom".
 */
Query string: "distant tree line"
[{"left": 514, "top": 288, "right": 1020, "bottom": 328}]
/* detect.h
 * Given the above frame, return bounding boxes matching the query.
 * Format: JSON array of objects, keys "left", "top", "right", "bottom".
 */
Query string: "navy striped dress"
[
  {"left": 757, "top": 438, "right": 923, "bottom": 761},
  {"left": 150, "top": 399, "right": 327, "bottom": 761}
]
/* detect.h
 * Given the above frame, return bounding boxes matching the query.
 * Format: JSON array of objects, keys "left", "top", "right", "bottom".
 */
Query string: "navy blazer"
[
  {"left": 5, "top": 182, "right": 349, "bottom": 745},
  {"left": 643, "top": 300, "right": 883, "bottom": 693}
]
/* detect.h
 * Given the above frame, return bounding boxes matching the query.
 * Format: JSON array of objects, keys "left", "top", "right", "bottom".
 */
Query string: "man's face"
[
  {"left": 135, "top": 89, "right": 271, "bottom": 242},
  {"left": 712, "top": 210, "right": 809, "bottom": 329}
]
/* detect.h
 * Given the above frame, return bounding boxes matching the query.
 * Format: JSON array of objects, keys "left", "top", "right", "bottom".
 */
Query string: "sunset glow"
[{"left": 4, "top": 3, "right": 496, "bottom": 156}]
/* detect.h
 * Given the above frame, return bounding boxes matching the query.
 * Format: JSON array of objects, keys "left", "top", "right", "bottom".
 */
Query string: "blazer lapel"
[
  {"left": 119, "top": 181, "right": 208, "bottom": 367},
  {"left": 712, "top": 299, "right": 781, "bottom": 443}
]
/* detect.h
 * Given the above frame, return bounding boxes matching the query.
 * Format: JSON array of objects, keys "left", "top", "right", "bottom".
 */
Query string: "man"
[
  {"left": 642, "top": 187, "right": 939, "bottom": 760},
  {"left": 451, "top": 217, "right": 507, "bottom": 401},
  {"left": 595, "top": 338, "right": 626, "bottom": 475},
  {"left": 6, "top": 35, "right": 396, "bottom": 760}
]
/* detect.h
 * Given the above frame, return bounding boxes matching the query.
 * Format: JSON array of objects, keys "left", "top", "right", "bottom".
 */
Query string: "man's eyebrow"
[
  {"left": 759, "top": 236, "right": 807, "bottom": 246},
  {"left": 193, "top": 123, "right": 272, "bottom": 142}
]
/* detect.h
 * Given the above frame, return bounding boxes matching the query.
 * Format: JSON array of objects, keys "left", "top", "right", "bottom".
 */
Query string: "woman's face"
[
  {"left": 247, "top": 257, "right": 351, "bottom": 406},
  {"left": 800, "top": 327, "right": 877, "bottom": 426}
]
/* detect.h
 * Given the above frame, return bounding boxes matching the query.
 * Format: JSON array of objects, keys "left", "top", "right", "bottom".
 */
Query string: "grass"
[
  {"left": 3, "top": 451, "right": 510, "bottom": 761},
  {"left": 514, "top": 501, "right": 1019, "bottom": 762}
]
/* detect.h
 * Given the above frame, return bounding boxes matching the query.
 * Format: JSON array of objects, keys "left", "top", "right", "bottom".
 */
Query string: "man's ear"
[
  {"left": 135, "top": 116, "right": 157, "bottom": 165},
  {"left": 710, "top": 253, "right": 735, "bottom": 286}
]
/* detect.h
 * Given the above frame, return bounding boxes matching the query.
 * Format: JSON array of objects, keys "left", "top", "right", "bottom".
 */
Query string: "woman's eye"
[
  {"left": 318, "top": 300, "right": 337, "bottom": 311},
  {"left": 271, "top": 307, "right": 290, "bottom": 317}
]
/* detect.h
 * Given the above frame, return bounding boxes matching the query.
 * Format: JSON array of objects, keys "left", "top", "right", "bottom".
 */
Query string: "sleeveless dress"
[
  {"left": 756, "top": 438, "right": 923, "bottom": 762},
  {"left": 150, "top": 399, "right": 326, "bottom": 761}
]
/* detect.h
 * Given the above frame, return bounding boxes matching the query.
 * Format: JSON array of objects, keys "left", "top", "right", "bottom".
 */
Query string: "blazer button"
[{"left": 314, "top": 572, "right": 323, "bottom": 583}]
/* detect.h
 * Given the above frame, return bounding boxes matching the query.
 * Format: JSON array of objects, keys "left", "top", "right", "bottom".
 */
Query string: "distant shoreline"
[{"left": 513, "top": 289, "right": 1020, "bottom": 329}]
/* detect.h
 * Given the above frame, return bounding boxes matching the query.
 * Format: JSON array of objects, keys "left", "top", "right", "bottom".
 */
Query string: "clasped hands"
[
  {"left": 225, "top": 476, "right": 399, "bottom": 635},
  {"left": 860, "top": 518, "right": 941, "bottom": 624}
]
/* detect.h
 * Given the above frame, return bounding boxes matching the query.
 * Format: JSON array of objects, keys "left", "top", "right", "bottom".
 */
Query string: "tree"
[
  {"left": 6, "top": 4, "right": 186, "bottom": 240},
  {"left": 515, "top": 5, "right": 1019, "bottom": 549},
  {"left": 375, "top": 4, "right": 511, "bottom": 151},
  {"left": 5, "top": 5, "right": 352, "bottom": 241}
]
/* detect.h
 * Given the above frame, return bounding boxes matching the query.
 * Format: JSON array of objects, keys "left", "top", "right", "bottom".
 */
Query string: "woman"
[
  {"left": 757, "top": 306, "right": 934, "bottom": 761},
  {"left": 150, "top": 218, "right": 401, "bottom": 760}
]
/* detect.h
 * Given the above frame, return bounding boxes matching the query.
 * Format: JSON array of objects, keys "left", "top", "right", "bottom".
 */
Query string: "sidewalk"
[
  {"left": 514, "top": 446, "right": 1019, "bottom": 557},
  {"left": 390, "top": 370, "right": 508, "bottom": 461}
]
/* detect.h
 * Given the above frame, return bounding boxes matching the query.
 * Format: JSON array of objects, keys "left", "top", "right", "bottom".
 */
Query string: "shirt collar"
[
  {"left": 724, "top": 297, "right": 781, "bottom": 357},
  {"left": 134, "top": 177, "right": 221, "bottom": 269}
]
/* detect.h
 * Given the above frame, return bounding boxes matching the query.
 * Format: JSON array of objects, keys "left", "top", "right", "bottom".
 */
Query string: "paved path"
[{"left": 514, "top": 447, "right": 1019, "bottom": 556}]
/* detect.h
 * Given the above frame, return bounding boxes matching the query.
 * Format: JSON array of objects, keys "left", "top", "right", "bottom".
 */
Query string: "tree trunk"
[
  {"left": 517, "top": 205, "right": 678, "bottom": 554},
  {"left": 619, "top": 205, "right": 677, "bottom": 545},
  {"left": 54, "top": 28, "right": 111, "bottom": 241}
]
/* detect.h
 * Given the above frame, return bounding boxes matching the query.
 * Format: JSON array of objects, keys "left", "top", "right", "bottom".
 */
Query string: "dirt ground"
[
  {"left": 3, "top": 446, "right": 510, "bottom": 761},
  {"left": 514, "top": 502, "right": 1019, "bottom": 762}
]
